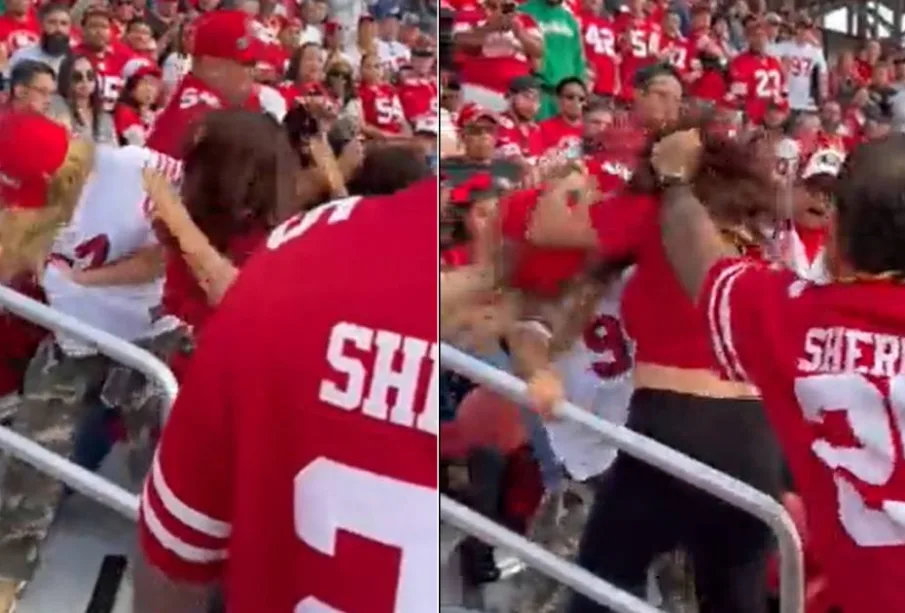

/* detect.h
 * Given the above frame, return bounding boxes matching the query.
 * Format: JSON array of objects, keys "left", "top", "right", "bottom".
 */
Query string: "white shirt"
[
  {"left": 257, "top": 84, "right": 288, "bottom": 121},
  {"left": 6, "top": 44, "right": 67, "bottom": 79},
  {"left": 772, "top": 40, "right": 827, "bottom": 111},
  {"left": 377, "top": 39, "right": 411, "bottom": 73},
  {"left": 42, "top": 145, "right": 183, "bottom": 355},
  {"left": 299, "top": 24, "right": 323, "bottom": 45}
]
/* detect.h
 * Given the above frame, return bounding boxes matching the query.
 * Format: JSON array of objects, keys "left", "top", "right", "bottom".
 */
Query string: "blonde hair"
[{"left": 0, "top": 139, "right": 94, "bottom": 278}]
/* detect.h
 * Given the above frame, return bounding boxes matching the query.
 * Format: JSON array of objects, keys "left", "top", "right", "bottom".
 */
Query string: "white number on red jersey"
[
  {"left": 267, "top": 196, "right": 362, "bottom": 251},
  {"left": 178, "top": 87, "right": 222, "bottom": 110},
  {"left": 99, "top": 76, "right": 122, "bottom": 110},
  {"left": 374, "top": 97, "right": 399, "bottom": 125},
  {"left": 666, "top": 45, "right": 687, "bottom": 70},
  {"left": 294, "top": 458, "right": 436, "bottom": 612},
  {"left": 754, "top": 69, "right": 783, "bottom": 99},
  {"left": 585, "top": 24, "right": 615, "bottom": 57},
  {"left": 794, "top": 373, "right": 905, "bottom": 546},
  {"left": 628, "top": 29, "right": 650, "bottom": 57}
]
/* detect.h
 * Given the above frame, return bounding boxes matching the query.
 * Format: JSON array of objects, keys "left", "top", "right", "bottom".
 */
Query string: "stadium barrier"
[
  {"left": 0, "top": 285, "right": 180, "bottom": 521},
  {"left": 440, "top": 344, "right": 805, "bottom": 613}
]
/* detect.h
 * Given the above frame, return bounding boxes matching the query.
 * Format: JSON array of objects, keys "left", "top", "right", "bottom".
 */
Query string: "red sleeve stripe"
[
  {"left": 149, "top": 453, "right": 232, "bottom": 538},
  {"left": 706, "top": 261, "right": 750, "bottom": 383},
  {"left": 140, "top": 479, "right": 228, "bottom": 564}
]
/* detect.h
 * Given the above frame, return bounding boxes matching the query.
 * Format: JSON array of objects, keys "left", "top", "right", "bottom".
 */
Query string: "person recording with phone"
[{"left": 452, "top": 0, "right": 543, "bottom": 112}]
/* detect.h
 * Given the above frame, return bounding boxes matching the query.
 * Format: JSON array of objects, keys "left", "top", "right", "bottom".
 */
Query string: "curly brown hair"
[
  {"left": 630, "top": 121, "right": 780, "bottom": 243},
  {"left": 180, "top": 110, "right": 301, "bottom": 253}
]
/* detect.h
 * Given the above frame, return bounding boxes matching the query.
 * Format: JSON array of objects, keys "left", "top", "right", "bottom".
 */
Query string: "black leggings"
[{"left": 567, "top": 388, "right": 783, "bottom": 613}]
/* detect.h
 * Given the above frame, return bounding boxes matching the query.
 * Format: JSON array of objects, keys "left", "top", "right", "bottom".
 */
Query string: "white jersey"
[
  {"left": 543, "top": 270, "right": 635, "bottom": 481},
  {"left": 772, "top": 40, "right": 827, "bottom": 111},
  {"left": 42, "top": 145, "right": 183, "bottom": 355}
]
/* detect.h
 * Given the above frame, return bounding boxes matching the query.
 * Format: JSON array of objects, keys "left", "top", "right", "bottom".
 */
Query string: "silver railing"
[
  {"left": 441, "top": 344, "right": 804, "bottom": 613},
  {"left": 0, "top": 286, "right": 180, "bottom": 521}
]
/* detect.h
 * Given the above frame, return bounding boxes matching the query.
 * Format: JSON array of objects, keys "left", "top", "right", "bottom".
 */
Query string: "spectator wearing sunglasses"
[
  {"left": 49, "top": 53, "right": 117, "bottom": 144},
  {"left": 324, "top": 59, "right": 361, "bottom": 123},
  {"left": 539, "top": 76, "right": 586, "bottom": 163}
]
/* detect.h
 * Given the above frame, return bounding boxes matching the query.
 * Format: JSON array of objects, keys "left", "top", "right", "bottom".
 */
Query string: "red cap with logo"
[
  {"left": 192, "top": 10, "right": 264, "bottom": 64},
  {"left": 0, "top": 112, "right": 70, "bottom": 210}
]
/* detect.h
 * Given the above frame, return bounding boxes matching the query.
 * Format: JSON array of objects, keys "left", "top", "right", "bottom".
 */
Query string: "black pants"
[{"left": 567, "top": 388, "right": 783, "bottom": 613}]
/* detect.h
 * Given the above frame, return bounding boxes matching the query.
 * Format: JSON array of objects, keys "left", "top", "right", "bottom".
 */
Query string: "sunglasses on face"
[{"left": 72, "top": 69, "right": 95, "bottom": 83}]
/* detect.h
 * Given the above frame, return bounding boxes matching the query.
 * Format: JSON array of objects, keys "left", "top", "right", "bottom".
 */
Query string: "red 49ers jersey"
[
  {"left": 660, "top": 32, "right": 695, "bottom": 76},
  {"left": 138, "top": 180, "right": 439, "bottom": 613},
  {"left": 397, "top": 77, "right": 438, "bottom": 125},
  {"left": 725, "top": 51, "right": 786, "bottom": 124},
  {"left": 147, "top": 73, "right": 262, "bottom": 159},
  {"left": 581, "top": 13, "right": 619, "bottom": 97},
  {"left": 700, "top": 259, "right": 905, "bottom": 613},
  {"left": 0, "top": 12, "right": 39, "bottom": 57},
  {"left": 495, "top": 112, "right": 544, "bottom": 164},
  {"left": 359, "top": 82, "right": 407, "bottom": 134},
  {"left": 73, "top": 44, "right": 135, "bottom": 112},
  {"left": 614, "top": 13, "right": 661, "bottom": 102}
]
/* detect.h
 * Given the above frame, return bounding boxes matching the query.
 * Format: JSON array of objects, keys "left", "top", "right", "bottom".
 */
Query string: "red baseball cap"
[
  {"left": 121, "top": 57, "right": 161, "bottom": 82},
  {"left": 456, "top": 102, "right": 498, "bottom": 129},
  {"left": 192, "top": 10, "right": 264, "bottom": 64},
  {"left": 0, "top": 112, "right": 70, "bottom": 210}
]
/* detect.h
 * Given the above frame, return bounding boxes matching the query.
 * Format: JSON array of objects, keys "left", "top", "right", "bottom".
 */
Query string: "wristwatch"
[{"left": 656, "top": 170, "right": 690, "bottom": 189}]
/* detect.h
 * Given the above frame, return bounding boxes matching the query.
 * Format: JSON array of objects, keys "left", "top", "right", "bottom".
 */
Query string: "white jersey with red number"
[
  {"left": 42, "top": 146, "right": 183, "bottom": 354},
  {"left": 138, "top": 181, "right": 438, "bottom": 613},
  {"left": 73, "top": 44, "right": 135, "bottom": 112},
  {"left": 772, "top": 40, "right": 826, "bottom": 111},
  {"left": 453, "top": 8, "right": 541, "bottom": 94},
  {"left": 581, "top": 13, "right": 619, "bottom": 97},
  {"left": 542, "top": 271, "right": 635, "bottom": 480},
  {"left": 359, "top": 82, "right": 406, "bottom": 133}
]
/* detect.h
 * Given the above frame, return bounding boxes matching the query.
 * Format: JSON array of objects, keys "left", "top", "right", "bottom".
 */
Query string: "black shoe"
[{"left": 459, "top": 537, "right": 501, "bottom": 586}]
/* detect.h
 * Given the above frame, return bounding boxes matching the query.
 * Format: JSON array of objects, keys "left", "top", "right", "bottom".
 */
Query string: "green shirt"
[{"left": 518, "top": 0, "right": 586, "bottom": 90}]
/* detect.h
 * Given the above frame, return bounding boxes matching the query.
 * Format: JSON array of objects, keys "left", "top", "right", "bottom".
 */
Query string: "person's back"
[
  {"left": 138, "top": 180, "right": 439, "bottom": 612},
  {"left": 703, "top": 261, "right": 905, "bottom": 613}
]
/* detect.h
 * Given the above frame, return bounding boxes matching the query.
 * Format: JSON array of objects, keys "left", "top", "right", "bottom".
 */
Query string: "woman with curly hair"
[{"left": 522, "top": 123, "right": 785, "bottom": 613}]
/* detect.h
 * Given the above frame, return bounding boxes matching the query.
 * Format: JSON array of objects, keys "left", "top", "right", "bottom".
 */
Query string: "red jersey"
[
  {"left": 538, "top": 114, "right": 582, "bottom": 161},
  {"left": 688, "top": 66, "right": 727, "bottom": 104},
  {"left": 614, "top": 13, "right": 661, "bottom": 102},
  {"left": 452, "top": 8, "right": 541, "bottom": 94},
  {"left": 495, "top": 111, "right": 544, "bottom": 164},
  {"left": 726, "top": 51, "right": 786, "bottom": 124},
  {"left": 581, "top": 13, "right": 619, "bottom": 97},
  {"left": 359, "top": 82, "right": 407, "bottom": 134},
  {"left": 147, "top": 73, "right": 261, "bottom": 159},
  {"left": 589, "top": 192, "right": 752, "bottom": 369},
  {"left": 397, "top": 77, "right": 438, "bottom": 124},
  {"left": 113, "top": 103, "right": 155, "bottom": 145},
  {"left": 139, "top": 183, "right": 439, "bottom": 612},
  {"left": 0, "top": 11, "right": 39, "bottom": 57},
  {"left": 660, "top": 32, "right": 695, "bottom": 76},
  {"left": 700, "top": 259, "right": 905, "bottom": 613},
  {"left": 73, "top": 44, "right": 135, "bottom": 112}
]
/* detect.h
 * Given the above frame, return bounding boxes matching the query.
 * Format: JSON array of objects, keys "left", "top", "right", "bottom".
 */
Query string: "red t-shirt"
[
  {"left": 359, "top": 82, "right": 407, "bottom": 134},
  {"left": 397, "top": 77, "right": 438, "bottom": 124},
  {"left": 725, "top": 51, "right": 787, "bottom": 124},
  {"left": 614, "top": 13, "right": 662, "bottom": 102},
  {"left": 590, "top": 191, "right": 744, "bottom": 370},
  {"left": 0, "top": 275, "right": 46, "bottom": 398},
  {"left": 700, "top": 258, "right": 905, "bottom": 613},
  {"left": 538, "top": 114, "right": 582, "bottom": 160},
  {"left": 0, "top": 11, "right": 39, "bottom": 57},
  {"left": 139, "top": 182, "right": 439, "bottom": 612},
  {"left": 452, "top": 8, "right": 541, "bottom": 94},
  {"left": 495, "top": 111, "right": 544, "bottom": 164},
  {"left": 581, "top": 13, "right": 619, "bottom": 97},
  {"left": 147, "top": 73, "right": 262, "bottom": 159},
  {"left": 73, "top": 43, "right": 136, "bottom": 112}
]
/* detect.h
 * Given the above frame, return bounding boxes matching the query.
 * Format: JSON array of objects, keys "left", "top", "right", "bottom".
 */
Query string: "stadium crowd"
[
  {"left": 439, "top": 0, "right": 905, "bottom": 612},
  {"left": 0, "top": 0, "right": 439, "bottom": 611}
]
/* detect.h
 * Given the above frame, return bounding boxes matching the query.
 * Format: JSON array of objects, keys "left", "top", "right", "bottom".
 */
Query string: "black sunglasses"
[
  {"left": 560, "top": 93, "right": 586, "bottom": 102},
  {"left": 72, "top": 69, "right": 96, "bottom": 83}
]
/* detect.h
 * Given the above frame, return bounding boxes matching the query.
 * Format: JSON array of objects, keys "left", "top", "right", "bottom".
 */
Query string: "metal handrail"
[
  {"left": 0, "top": 285, "right": 179, "bottom": 521},
  {"left": 441, "top": 344, "right": 805, "bottom": 613},
  {"left": 441, "top": 496, "right": 661, "bottom": 613}
]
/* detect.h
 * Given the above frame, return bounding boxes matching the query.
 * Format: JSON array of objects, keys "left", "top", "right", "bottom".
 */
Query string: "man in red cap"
[
  {"left": 146, "top": 9, "right": 265, "bottom": 158},
  {"left": 0, "top": 110, "right": 183, "bottom": 608}
]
